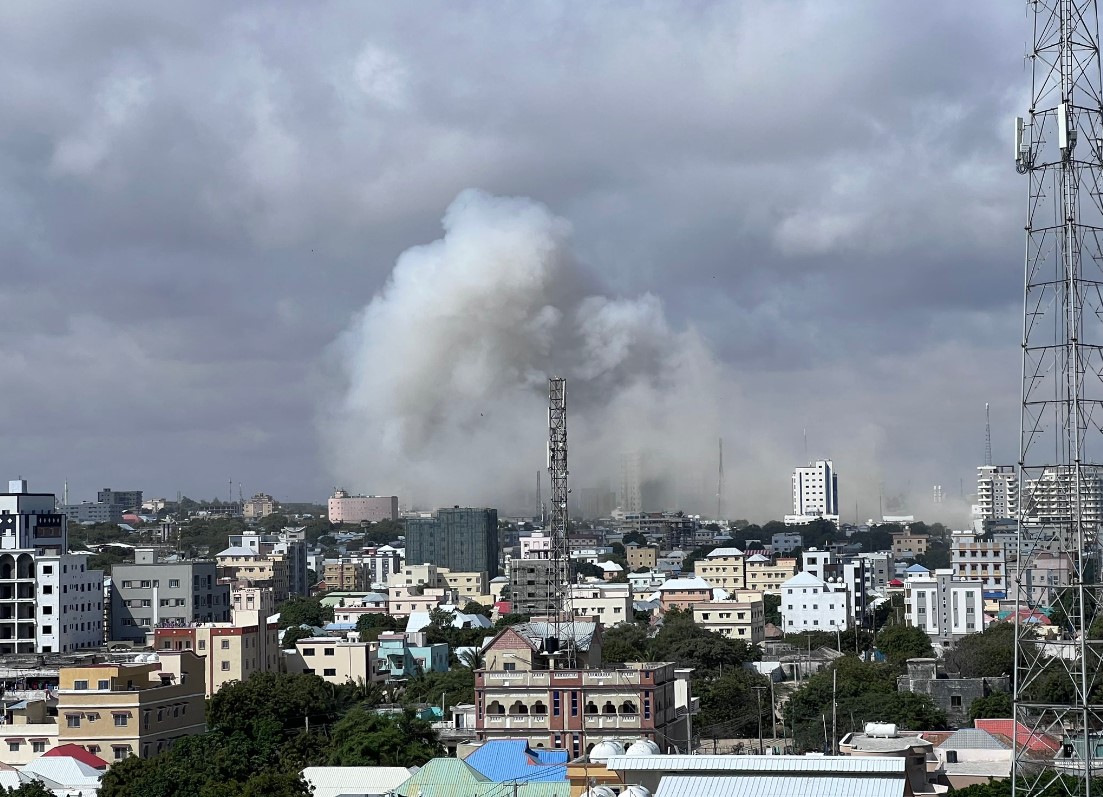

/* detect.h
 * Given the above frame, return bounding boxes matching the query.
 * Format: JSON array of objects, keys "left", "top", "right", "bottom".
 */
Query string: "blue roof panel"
[{"left": 465, "top": 740, "right": 567, "bottom": 782}]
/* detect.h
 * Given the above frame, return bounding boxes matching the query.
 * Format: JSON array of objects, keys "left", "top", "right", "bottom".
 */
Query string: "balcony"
[
  {"left": 584, "top": 714, "right": 641, "bottom": 730},
  {"left": 482, "top": 714, "right": 549, "bottom": 730}
]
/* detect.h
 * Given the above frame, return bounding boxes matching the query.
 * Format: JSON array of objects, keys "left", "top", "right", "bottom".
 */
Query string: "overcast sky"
[{"left": 0, "top": 2, "right": 1027, "bottom": 521}]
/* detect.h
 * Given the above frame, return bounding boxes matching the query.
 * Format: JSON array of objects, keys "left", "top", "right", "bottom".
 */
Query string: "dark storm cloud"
[{"left": 0, "top": 1, "right": 1026, "bottom": 520}]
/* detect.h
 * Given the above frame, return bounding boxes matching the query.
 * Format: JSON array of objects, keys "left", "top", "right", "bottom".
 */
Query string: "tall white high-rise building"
[
  {"left": 0, "top": 479, "right": 104, "bottom": 654},
  {"left": 1022, "top": 466, "right": 1103, "bottom": 527},
  {"left": 617, "top": 451, "right": 642, "bottom": 514},
  {"left": 975, "top": 465, "right": 1018, "bottom": 521},
  {"left": 786, "top": 460, "right": 839, "bottom": 524}
]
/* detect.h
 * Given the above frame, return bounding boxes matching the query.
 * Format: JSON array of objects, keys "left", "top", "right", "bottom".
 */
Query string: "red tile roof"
[
  {"left": 974, "top": 719, "right": 1060, "bottom": 753},
  {"left": 42, "top": 743, "right": 109, "bottom": 769}
]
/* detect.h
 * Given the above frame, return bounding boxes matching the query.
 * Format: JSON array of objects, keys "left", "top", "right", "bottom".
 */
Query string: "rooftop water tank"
[
  {"left": 865, "top": 722, "right": 898, "bottom": 738},
  {"left": 625, "top": 740, "right": 661, "bottom": 757},
  {"left": 588, "top": 741, "right": 626, "bottom": 764}
]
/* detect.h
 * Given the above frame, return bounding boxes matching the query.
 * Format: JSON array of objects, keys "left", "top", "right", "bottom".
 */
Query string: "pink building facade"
[{"left": 328, "top": 491, "right": 399, "bottom": 523}]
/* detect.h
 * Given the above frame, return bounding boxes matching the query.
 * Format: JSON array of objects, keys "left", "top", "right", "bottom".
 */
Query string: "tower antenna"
[
  {"left": 546, "top": 376, "right": 575, "bottom": 668},
  {"left": 717, "top": 438, "right": 724, "bottom": 520},
  {"left": 1013, "top": 5, "right": 1103, "bottom": 797},
  {"left": 985, "top": 403, "right": 993, "bottom": 467}
]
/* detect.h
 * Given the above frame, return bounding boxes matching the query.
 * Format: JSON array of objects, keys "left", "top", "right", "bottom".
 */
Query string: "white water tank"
[
  {"left": 623, "top": 786, "right": 652, "bottom": 797},
  {"left": 589, "top": 741, "right": 626, "bottom": 763},
  {"left": 865, "top": 722, "right": 898, "bottom": 738},
  {"left": 583, "top": 788, "right": 617, "bottom": 797},
  {"left": 625, "top": 739, "right": 661, "bottom": 757}
]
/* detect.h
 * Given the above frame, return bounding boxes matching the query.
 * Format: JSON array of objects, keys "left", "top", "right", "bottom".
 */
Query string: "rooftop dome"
[
  {"left": 623, "top": 786, "right": 652, "bottom": 797},
  {"left": 625, "top": 739, "right": 661, "bottom": 757},
  {"left": 588, "top": 741, "right": 626, "bottom": 763}
]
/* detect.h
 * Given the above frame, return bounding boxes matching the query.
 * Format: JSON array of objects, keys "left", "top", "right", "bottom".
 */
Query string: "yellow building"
[
  {"left": 55, "top": 651, "right": 207, "bottom": 762},
  {"left": 693, "top": 591, "right": 765, "bottom": 644},
  {"left": 285, "top": 637, "right": 382, "bottom": 685},
  {"left": 626, "top": 545, "right": 658, "bottom": 571},
  {"left": 745, "top": 555, "right": 797, "bottom": 594},
  {"left": 0, "top": 699, "right": 58, "bottom": 764},
  {"left": 692, "top": 547, "right": 747, "bottom": 590},
  {"left": 441, "top": 571, "right": 487, "bottom": 602},
  {"left": 216, "top": 548, "right": 290, "bottom": 602}
]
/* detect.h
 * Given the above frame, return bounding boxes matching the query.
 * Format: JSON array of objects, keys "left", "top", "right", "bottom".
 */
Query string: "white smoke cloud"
[{"left": 319, "top": 189, "right": 953, "bottom": 524}]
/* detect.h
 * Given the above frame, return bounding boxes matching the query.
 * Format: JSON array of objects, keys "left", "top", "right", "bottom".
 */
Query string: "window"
[
  {"left": 113, "top": 746, "right": 129, "bottom": 761},
  {"left": 220, "top": 640, "right": 230, "bottom": 650},
  {"left": 503, "top": 662, "right": 516, "bottom": 672},
  {"left": 323, "top": 668, "right": 337, "bottom": 677},
  {"left": 73, "top": 680, "right": 88, "bottom": 690},
  {"left": 42, "top": 566, "right": 52, "bottom": 574},
  {"left": 31, "top": 741, "right": 45, "bottom": 753},
  {"left": 169, "top": 579, "right": 180, "bottom": 588},
  {"left": 66, "top": 715, "right": 81, "bottom": 728},
  {"left": 198, "top": 640, "right": 206, "bottom": 650},
  {"left": 98, "top": 679, "right": 110, "bottom": 690},
  {"left": 324, "top": 648, "right": 335, "bottom": 656},
  {"left": 950, "top": 695, "right": 962, "bottom": 708},
  {"left": 114, "top": 714, "right": 129, "bottom": 727},
  {"left": 302, "top": 648, "right": 315, "bottom": 656},
  {"left": 221, "top": 661, "right": 231, "bottom": 671}
]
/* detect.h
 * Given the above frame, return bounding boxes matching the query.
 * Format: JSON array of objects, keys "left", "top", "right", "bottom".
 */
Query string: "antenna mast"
[
  {"left": 985, "top": 403, "right": 993, "bottom": 467},
  {"left": 1014, "top": 4, "right": 1103, "bottom": 797},
  {"left": 547, "top": 376, "right": 575, "bottom": 668},
  {"left": 717, "top": 438, "right": 724, "bottom": 520}
]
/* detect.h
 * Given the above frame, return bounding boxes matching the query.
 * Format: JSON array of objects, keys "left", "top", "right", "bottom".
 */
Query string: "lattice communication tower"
[
  {"left": 1014, "top": 2, "right": 1103, "bottom": 795},
  {"left": 546, "top": 376, "right": 576, "bottom": 668}
]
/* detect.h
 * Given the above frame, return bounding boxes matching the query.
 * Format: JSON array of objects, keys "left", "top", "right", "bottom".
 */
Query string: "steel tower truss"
[
  {"left": 547, "top": 376, "right": 576, "bottom": 668},
  {"left": 1015, "top": 1, "right": 1103, "bottom": 794}
]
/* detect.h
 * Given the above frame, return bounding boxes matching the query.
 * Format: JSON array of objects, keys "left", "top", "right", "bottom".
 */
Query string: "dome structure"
[
  {"left": 623, "top": 786, "right": 652, "bottom": 797},
  {"left": 588, "top": 741, "right": 626, "bottom": 763},
  {"left": 625, "top": 740, "right": 661, "bottom": 757}
]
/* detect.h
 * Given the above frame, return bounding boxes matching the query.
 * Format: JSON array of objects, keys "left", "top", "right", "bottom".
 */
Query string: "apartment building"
[
  {"left": 569, "top": 582, "right": 632, "bottom": 626},
  {"left": 1017, "top": 551, "right": 1074, "bottom": 608},
  {"left": 771, "top": 532, "right": 803, "bottom": 555},
  {"left": 905, "top": 569, "right": 988, "bottom": 649},
  {"left": 56, "top": 651, "right": 207, "bottom": 761},
  {"left": 781, "top": 571, "right": 851, "bottom": 632},
  {"left": 1022, "top": 466, "right": 1103, "bottom": 526},
  {"left": 110, "top": 550, "right": 229, "bottom": 643},
  {"left": 519, "top": 532, "right": 553, "bottom": 560},
  {"left": 327, "top": 491, "right": 399, "bottom": 523},
  {"left": 475, "top": 659, "right": 691, "bottom": 759},
  {"left": 363, "top": 545, "right": 403, "bottom": 585},
  {"left": 692, "top": 591, "right": 764, "bottom": 643},
  {"left": 287, "top": 637, "right": 382, "bottom": 684},
  {"left": 323, "top": 559, "right": 366, "bottom": 591},
  {"left": 787, "top": 460, "right": 839, "bottom": 524},
  {"left": 891, "top": 530, "right": 930, "bottom": 559},
  {"left": 227, "top": 529, "right": 309, "bottom": 597},
  {"left": 657, "top": 577, "right": 713, "bottom": 611},
  {"left": 332, "top": 592, "right": 389, "bottom": 626},
  {"left": 509, "top": 559, "right": 561, "bottom": 615},
  {"left": 215, "top": 546, "right": 290, "bottom": 603},
  {"left": 745, "top": 555, "right": 797, "bottom": 595},
  {"left": 693, "top": 548, "right": 746, "bottom": 591},
  {"left": 241, "top": 493, "right": 277, "bottom": 519},
  {"left": 441, "top": 571, "right": 488, "bottom": 602},
  {"left": 976, "top": 466, "right": 1018, "bottom": 521},
  {"left": 625, "top": 545, "right": 658, "bottom": 570},
  {"left": 387, "top": 585, "right": 455, "bottom": 618},
  {"left": 951, "top": 532, "right": 1007, "bottom": 595},
  {"left": 0, "top": 480, "right": 105, "bottom": 654}
]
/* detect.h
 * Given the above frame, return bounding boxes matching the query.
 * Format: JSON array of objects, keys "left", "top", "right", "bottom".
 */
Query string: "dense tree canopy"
[
  {"left": 326, "top": 708, "right": 443, "bottom": 766},
  {"left": 968, "top": 691, "right": 1012, "bottom": 721},
  {"left": 355, "top": 612, "right": 403, "bottom": 641},
  {"left": 1, "top": 782, "right": 56, "bottom": 797},
  {"left": 208, "top": 672, "right": 341, "bottom": 738},
  {"left": 275, "top": 596, "right": 333, "bottom": 630},
  {"left": 876, "top": 624, "right": 934, "bottom": 666},
  {"left": 943, "top": 622, "right": 1016, "bottom": 678},
  {"left": 695, "top": 668, "right": 772, "bottom": 739}
]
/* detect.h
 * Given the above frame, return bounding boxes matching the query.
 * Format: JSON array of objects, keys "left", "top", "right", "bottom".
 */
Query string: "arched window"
[
  {"left": 509, "top": 701, "right": 529, "bottom": 715},
  {"left": 602, "top": 701, "right": 617, "bottom": 714},
  {"left": 620, "top": 700, "right": 638, "bottom": 715},
  {"left": 531, "top": 701, "right": 547, "bottom": 715},
  {"left": 487, "top": 701, "right": 505, "bottom": 715},
  {"left": 584, "top": 701, "right": 598, "bottom": 715}
]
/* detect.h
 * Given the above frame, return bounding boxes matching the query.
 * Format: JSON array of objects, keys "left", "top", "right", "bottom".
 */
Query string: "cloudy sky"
[{"left": 0, "top": 1, "right": 1027, "bottom": 521}]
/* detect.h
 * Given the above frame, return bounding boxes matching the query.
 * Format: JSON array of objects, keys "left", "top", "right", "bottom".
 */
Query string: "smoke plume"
[{"left": 320, "top": 189, "right": 960, "bottom": 523}]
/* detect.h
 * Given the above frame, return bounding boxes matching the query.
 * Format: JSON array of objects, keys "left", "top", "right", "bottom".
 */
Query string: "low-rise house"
[
  {"left": 570, "top": 582, "right": 632, "bottom": 625},
  {"left": 656, "top": 577, "right": 713, "bottom": 610},
  {"left": 898, "top": 659, "right": 1010, "bottom": 728},
  {"left": 924, "top": 727, "right": 1012, "bottom": 789},
  {"left": 286, "top": 637, "right": 383, "bottom": 684},
  {"left": 692, "top": 591, "right": 764, "bottom": 643},
  {"left": 376, "top": 632, "right": 448, "bottom": 679},
  {"left": 838, "top": 726, "right": 946, "bottom": 796}
]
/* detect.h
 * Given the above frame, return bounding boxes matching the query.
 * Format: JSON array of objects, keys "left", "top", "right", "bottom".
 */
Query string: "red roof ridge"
[{"left": 42, "top": 743, "right": 110, "bottom": 769}]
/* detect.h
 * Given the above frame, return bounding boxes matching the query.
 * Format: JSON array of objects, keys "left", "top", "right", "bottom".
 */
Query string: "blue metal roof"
[{"left": 464, "top": 740, "right": 568, "bottom": 782}]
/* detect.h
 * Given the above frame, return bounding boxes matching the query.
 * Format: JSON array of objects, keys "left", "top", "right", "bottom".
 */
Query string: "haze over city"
[{"left": 0, "top": 2, "right": 1024, "bottom": 522}]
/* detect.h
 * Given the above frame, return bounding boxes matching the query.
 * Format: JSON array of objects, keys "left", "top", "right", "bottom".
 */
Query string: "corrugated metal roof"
[
  {"left": 20, "top": 756, "right": 102, "bottom": 787},
  {"left": 397, "top": 758, "right": 489, "bottom": 797},
  {"left": 302, "top": 766, "right": 412, "bottom": 797},
  {"left": 465, "top": 740, "right": 567, "bottom": 782},
  {"left": 655, "top": 773, "right": 904, "bottom": 797},
  {"left": 941, "top": 728, "right": 1010, "bottom": 750},
  {"left": 606, "top": 755, "right": 905, "bottom": 774}
]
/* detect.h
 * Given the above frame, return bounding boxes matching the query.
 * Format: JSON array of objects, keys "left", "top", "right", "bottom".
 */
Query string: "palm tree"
[{"left": 458, "top": 648, "right": 485, "bottom": 669}]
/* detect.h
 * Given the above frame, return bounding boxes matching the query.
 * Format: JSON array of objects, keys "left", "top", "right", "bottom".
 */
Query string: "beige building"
[
  {"left": 692, "top": 591, "right": 764, "bottom": 644},
  {"left": 657, "top": 576, "right": 713, "bottom": 611},
  {"left": 626, "top": 545, "right": 658, "bottom": 571},
  {"left": 216, "top": 548, "right": 290, "bottom": 603},
  {"left": 892, "top": 530, "right": 931, "bottom": 559},
  {"left": 441, "top": 571, "right": 488, "bottom": 602},
  {"left": 745, "top": 555, "right": 797, "bottom": 594},
  {"left": 0, "top": 699, "right": 59, "bottom": 764},
  {"left": 387, "top": 585, "right": 455, "bottom": 618},
  {"left": 285, "top": 637, "right": 383, "bottom": 685},
  {"left": 323, "top": 560, "right": 366, "bottom": 591},
  {"left": 242, "top": 493, "right": 277, "bottom": 519},
  {"left": 569, "top": 581, "right": 632, "bottom": 626},
  {"left": 56, "top": 651, "right": 207, "bottom": 762},
  {"left": 693, "top": 547, "right": 747, "bottom": 590}
]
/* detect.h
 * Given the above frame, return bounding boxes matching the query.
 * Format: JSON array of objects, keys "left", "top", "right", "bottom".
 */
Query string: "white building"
[
  {"left": 780, "top": 571, "right": 850, "bottom": 633},
  {"left": 1022, "top": 466, "right": 1103, "bottom": 527},
  {"left": 904, "top": 569, "right": 987, "bottom": 649},
  {"left": 771, "top": 532, "right": 803, "bottom": 555},
  {"left": 693, "top": 591, "right": 765, "bottom": 643},
  {"left": 975, "top": 465, "right": 1018, "bottom": 521},
  {"left": 569, "top": 581, "right": 632, "bottom": 625},
  {"left": 519, "top": 531, "right": 552, "bottom": 560},
  {"left": 0, "top": 480, "right": 104, "bottom": 654},
  {"left": 786, "top": 460, "right": 839, "bottom": 525}
]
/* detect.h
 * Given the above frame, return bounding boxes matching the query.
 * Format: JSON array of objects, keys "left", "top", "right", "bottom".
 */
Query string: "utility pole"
[{"left": 753, "top": 686, "right": 766, "bottom": 754}]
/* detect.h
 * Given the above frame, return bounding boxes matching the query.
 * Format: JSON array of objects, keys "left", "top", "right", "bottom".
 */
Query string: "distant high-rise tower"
[
  {"left": 975, "top": 465, "right": 1017, "bottom": 521},
  {"left": 617, "top": 451, "right": 642, "bottom": 514},
  {"left": 788, "top": 460, "right": 839, "bottom": 524}
]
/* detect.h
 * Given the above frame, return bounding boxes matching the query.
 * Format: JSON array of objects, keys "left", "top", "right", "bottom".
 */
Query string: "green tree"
[
  {"left": 355, "top": 613, "right": 402, "bottom": 641},
  {"left": 695, "top": 669, "right": 771, "bottom": 739},
  {"left": 943, "top": 623, "right": 1016, "bottom": 677},
  {"left": 209, "top": 672, "right": 339, "bottom": 739},
  {"left": 462, "top": 601, "right": 491, "bottom": 617},
  {"left": 326, "top": 708, "right": 443, "bottom": 767},
  {"left": 763, "top": 594, "right": 781, "bottom": 626},
  {"left": 2, "top": 781, "right": 56, "bottom": 797},
  {"left": 876, "top": 624, "right": 934, "bottom": 667},
  {"left": 968, "top": 691, "right": 1012, "bottom": 721},
  {"left": 622, "top": 531, "right": 647, "bottom": 546},
  {"left": 239, "top": 772, "right": 313, "bottom": 797},
  {"left": 601, "top": 623, "right": 649, "bottom": 666},
  {"left": 281, "top": 625, "right": 313, "bottom": 649},
  {"left": 648, "top": 607, "right": 760, "bottom": 676},
  {"left": 401, "top": 667, "right": 476, "bottom": 712},
  {"left": 494, "top": 612, "right": 530, "bottom": 628},
  {"left": 276, "top": 596, "right": 333, "bottom": 629}
]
